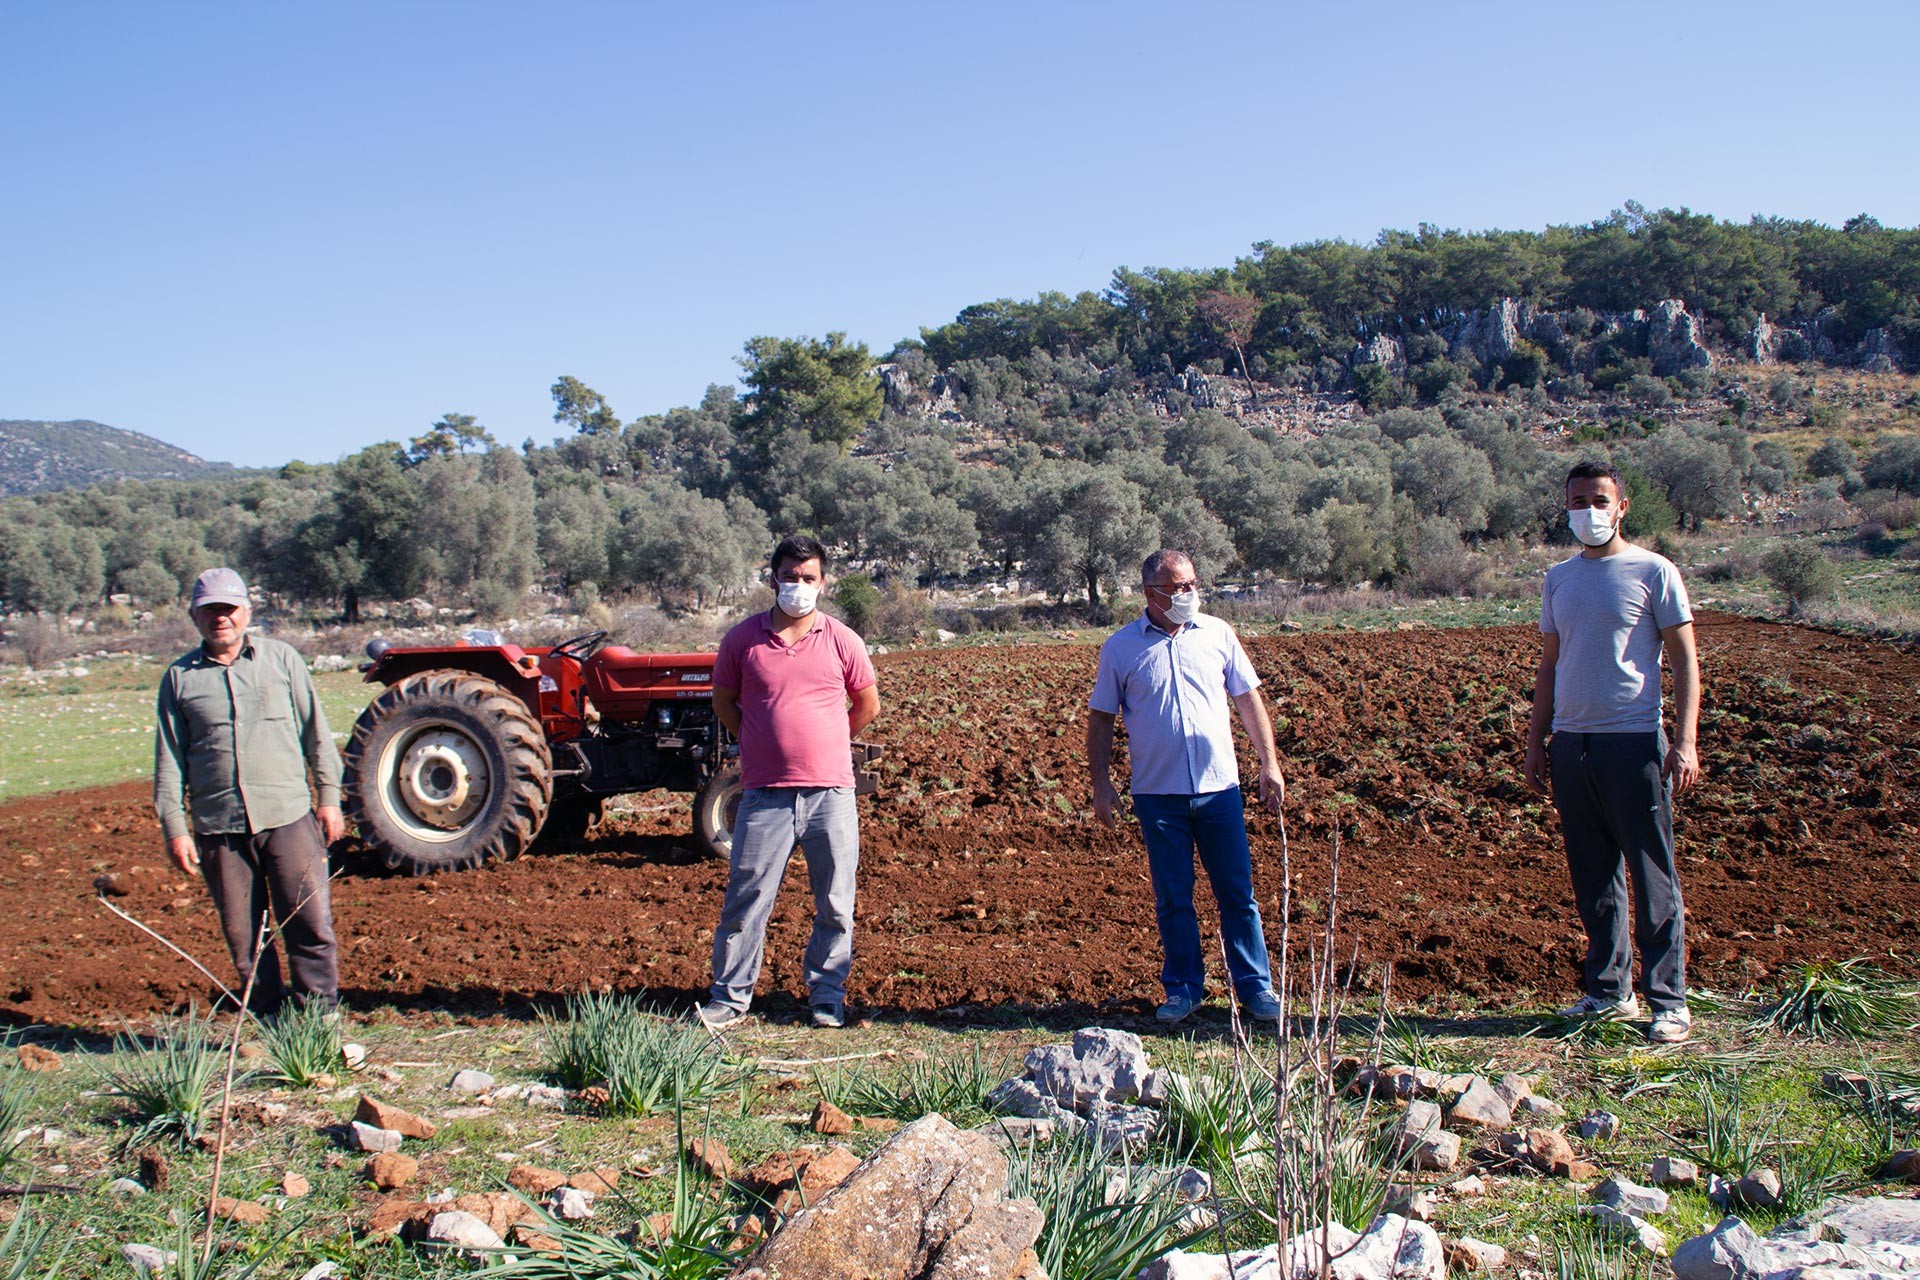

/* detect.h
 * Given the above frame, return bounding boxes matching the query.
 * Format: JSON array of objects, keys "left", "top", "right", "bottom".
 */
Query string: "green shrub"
[
  {"left": 541, "top": 992, "right": 750, "bottom": 1115},
  {"left": 102, "top": 1011, "right": 224, "bottom": 1146},
  {"left": 259, "top": 1001, "right": 344, "bottom": 1088},
  {"left": 1005, "top": 1131, "right": 1201, "bottom": 1280},
  {"left": 831, "top": 573, "right": 881, "bottom": 636},
  {"left": 818, "top": 1043, "right": 1009, "bottom": 1123},
  {"left": 1760, "top": 542, "right": 1841, "bottom": 616},
  {"left": 1755, "top": 958, "right": 1918, "bottom": 1039}
]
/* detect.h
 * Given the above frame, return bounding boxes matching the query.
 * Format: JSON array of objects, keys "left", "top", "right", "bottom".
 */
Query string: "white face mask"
[
  {"left": 1567, "top": 506, "right": 1618, "bottom": 548},
  {"left": 1161, "top": 589, "right": 1201, "bottom": 626},
  {"left": 775, "top": 581, "right": 819, "bottom": 616}
]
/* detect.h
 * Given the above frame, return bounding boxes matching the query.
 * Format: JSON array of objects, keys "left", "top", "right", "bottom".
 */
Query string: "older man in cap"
[{"left": 154, "top": 568, "right": 346, "bottom": 1016}]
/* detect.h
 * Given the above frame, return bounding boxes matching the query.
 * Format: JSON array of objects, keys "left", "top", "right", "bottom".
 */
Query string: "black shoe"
[
  {"left": 811, "top": 1002, "right": 845, "bottom": 1029},
  {"left": 695, "top": 1001, "right": 744, "bottom": 1030}
]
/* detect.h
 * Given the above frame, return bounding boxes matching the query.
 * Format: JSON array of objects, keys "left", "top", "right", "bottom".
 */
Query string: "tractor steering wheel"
[{"left": 547, "top": 630, "right": 610, "bottom": 663}]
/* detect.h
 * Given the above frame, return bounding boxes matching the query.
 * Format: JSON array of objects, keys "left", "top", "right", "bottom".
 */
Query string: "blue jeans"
[{"left": 1134, "top": 787, "right": 1274, "bottom": 1004}]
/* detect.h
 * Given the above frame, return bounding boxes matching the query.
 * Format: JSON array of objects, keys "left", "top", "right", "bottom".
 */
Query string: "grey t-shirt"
[{"left": 1540, "top": 545, "right": 1692, "bottom": 733}]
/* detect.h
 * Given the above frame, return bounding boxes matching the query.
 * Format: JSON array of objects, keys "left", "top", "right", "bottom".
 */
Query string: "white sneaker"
[
  {"left": 1560, "top": 993, "right": 1642, "bottom": 1021},
  {"left": 1648, "top": 1006, "right": 1692, "bottom": 1044}
]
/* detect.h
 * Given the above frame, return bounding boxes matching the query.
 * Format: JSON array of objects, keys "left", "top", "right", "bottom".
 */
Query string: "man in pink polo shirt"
[{"left": 698, "top": 534, "right": 881, "bottom": 1030}]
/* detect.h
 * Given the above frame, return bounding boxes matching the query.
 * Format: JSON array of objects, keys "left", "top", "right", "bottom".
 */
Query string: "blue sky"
[{"left": 4, "top": 1, "right": 1916, "bottom": 468}]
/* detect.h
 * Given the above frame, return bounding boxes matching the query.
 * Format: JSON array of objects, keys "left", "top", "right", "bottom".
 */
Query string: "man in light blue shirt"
[{"left": 1088, "top": 549, "right": 1287, "bottom": 1025}]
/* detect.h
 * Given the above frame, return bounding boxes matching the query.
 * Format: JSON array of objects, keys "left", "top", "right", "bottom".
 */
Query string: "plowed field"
[{"left": 4, "top": 612, "right": 1915, "bottom": 1028}]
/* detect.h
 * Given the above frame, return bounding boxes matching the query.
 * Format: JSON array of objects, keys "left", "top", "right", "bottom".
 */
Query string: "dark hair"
[
  {"left": 1565, "top": 459, "right": 1624, "bottom": 492},
  {"left": 770, "top": 534, "right": 829, "bottom": 576},
  {"left": 1140, "top": 549, "right": 1193, "bottom": 583}
]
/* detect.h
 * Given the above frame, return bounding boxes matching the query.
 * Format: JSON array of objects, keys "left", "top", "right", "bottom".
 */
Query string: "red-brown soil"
[{"left": 4, "top": 612, "right": 1915, "bottom": 1028}]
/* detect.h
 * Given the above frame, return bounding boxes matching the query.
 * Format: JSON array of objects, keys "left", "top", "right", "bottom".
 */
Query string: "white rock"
[
  {"left": 425, "top": 1188, "right": 457, "bottom": 1204},
  {"left": 1399, "top": 1100, "right": 1443, "bottom": 1145},
  {"left": 1172, "top": 1166, "right": 1213, "bottom": 1202},
  {"left": 123, "top": 1243, "right": 177, "bottom": 1271},
  {"left": 1336, "top": 1214, "right": 1446, "bottom": 1280},
  {"left": 1408, "top": 1129, "right": 1460, "bottom": 1172},
  {"left": 427, "top": 1209, "right": 504, "bottom": 1251},
  {"left": 348, "top": 1121, "right": 404, "bottom": 1152},
  {"left": 1447, "top": 1078, "right": 1512, "bottom": 1131},
  {"left": 341, "top": 1043, "right": 367, "bottom": 1070},
  {"left": 1579, "top": 1110, "right": 1621, "bottom": 1140},
  {"left": 1597, "top": 1173, "right": 1670, "bottom": 1218},
  {"left": 449, "top": 1069, "right": 495, "bottom": 1094},
  {"left": 1650, "top": 1155, "right": 1700, "bottom": 1187},
  {"left": 1580, "top": 1205, "right": 1668, "bottom": 1255},
  {"left": 1514, "top": 1094, "right": 1566, "bottom": 1120},
  {"left": 296, "top": 1264, "right": 339, "bottom": 1280},
  {"left": 548, "top": 1186, "right": 595, "bottom": 1220},
  {"left": 108, "top": 1176, "right": 148, "bottom": 1196},
  {"left": 1449, "top": 1175, "right": 1486, "bottom": 1196},
  {"left": 1447, "top": 1237, "right": 1507, "bottom": 1271}
]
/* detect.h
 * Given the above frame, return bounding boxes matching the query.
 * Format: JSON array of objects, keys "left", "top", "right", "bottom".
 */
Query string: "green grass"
[{"left": 0, "top": 656, "right": 367, "bottom": 801}]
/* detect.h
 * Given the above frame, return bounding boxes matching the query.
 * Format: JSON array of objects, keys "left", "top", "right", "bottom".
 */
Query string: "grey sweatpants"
[
  {"left": 1549, "top": 730, "right": 1687, "bottom": 1011},
  {"left": 197, "top": 813, "right": 339, "bottom": 1015},
  {"left": 709, "top": 786, "right": 859, "bottom": 1012}
]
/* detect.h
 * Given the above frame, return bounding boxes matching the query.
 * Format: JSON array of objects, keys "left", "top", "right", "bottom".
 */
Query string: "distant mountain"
[{"left": 0, "top": 419, "right": 232, "bottom": 496}]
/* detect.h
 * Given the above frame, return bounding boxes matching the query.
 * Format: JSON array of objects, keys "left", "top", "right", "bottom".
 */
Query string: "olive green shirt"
[{"left": 153, "top": 635, "right": 343, "bottom": 841}]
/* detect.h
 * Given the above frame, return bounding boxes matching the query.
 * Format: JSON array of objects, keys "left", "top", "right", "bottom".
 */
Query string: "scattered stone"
[
  {"left": 108, "top": 1176, "right": 148, "bottom": 1197},
  {"left": 569, "top": 1167, "right": 620, "bottom": 1194},
  {"left": 1400, "top": 1099, "right": 1444, "bottom": 1145},
  {"left": 1386, "top": 1186, "right": 1439, "bottom": 1222},
  {"left": 859, "top": 1116, "right": 900, "bottom": 1134},
  {"left": 1881, "top": 1149, "right": 1920, "bottom": 1182},
  {"left": 122, "top": 1243, "right": 177, "bottom": 1271},
  {"left": 93, "top": 872, "right": 130, "bottom": 897},
  {"left": 355, "top": 1095, "right": 436, "bottom": 1140},
  {"left": 687, "top": 1137, "right": 734, "bottom": 1181},
  {"left": 1497, "top": 1126, "right": 1574, "bottom": 1175},
  {"left": 368, "top": 1152, "right": 419, "bottom": 1190},
  {"left": 1022, "top": 1027, "right": 1155, "bottom": 1111},
  {"left": 1337, "top": 1213, "right": 1446, "bottom": 1279},
  {"left": 1822, "top": 1069, "right": 1875, "bottom": 1100},
  {"left": 1513, "top": 1094, "right": 1566, "bottom": 1120},
  {"left": 735, "top": 1115, "right": 1043, "bottom": 1280},
  {"left": 549, "top": 1186, "right": 595, "bottom": 1220},
  {"left": 1579, "top": 1111, "right": 1621, "bottom": 1141},
  {"left": 1651, "top": 1155, "right": 1700, "bottom": 1187},
  {"left": 1447, "top": 1077, "right": 1513, "bottom": 1131},
  {"left": 1450, "top": 1175, "right": 1486, "bottom": 1196},
  {"left": 1580, "top": 1204, "right": 1668, "bottom": 1255},
  {"left": 427, "top": 1209, "right": 504, "bottom": 1253},
  {"left": 16, "top": 1043, "right": 61, "bottom": 1072},
  {"left": 211, "top": 1195, "right": 272, "bottom": 1225},
  {"left": 810, "top": 1099, "right": 855, "bottom": 1135},
  {"left": 1597, "top": 1174, "right": 1670, "bottom": 1218},
  {"left": 364, "top": 1197, "right": 433, "bottom": 1237},
  {"left": 972, "top": 1116, "right": 1060, "bottom": 1149},
  {"left": 514, "top": 1222, "right": 564, "bottom": 1253},
  {"left": 1087, "top": 1100, "right": 1160, "bottom": 1153},
  {"left": 1669, "top": 1201, "right": 1920, "bottom": 1280},
  {"left": 508, "top": 1163, "right": 568, "bottom": 1194},
  {"left": 1729, "top": 1168, "right": 1783, "bottom": 1209},
  {"left": 1409, "top": 1129, "right": 1461, "bottom": 1172},
  {"left": 281, "top": 1171, "right": 311, "bottom": 1198},
  {"left": 1493, "top": 1072, "right": 1535, "bottom": 1108},
  {"left": 1138, "top": 1068, "right": 1175, "bottom": 1106},
  {"left": 341, "top": 1043, "right": 367, "bottom": 1070},
  {"left": 296, "top": 1264, "right": 338, "bottom": 1280},
  {"left": 1172, "top": 1166, "right": 1212, "bottom": 1202},
  {"left": 348, "top": 1121, "right": 404, "bottom": 1153},
  {"left": 237, "top": 1043, "right": 266, "bottom": 1061},
  {"left": 449, "top": 1069, "right": 494, "bottom": 1095},
  {"left": 743, "top": 1145, "right": 862, "bottom": 1215},
  {"left": 234, "top": 1100, "right": 289, "bottom": 1126},
  {"left": 425, "top": 1189, "right": 456, "bottom": 1204},
  {"left": 1447, "top": 1237, "right": 1507, "bottom": 1272}
]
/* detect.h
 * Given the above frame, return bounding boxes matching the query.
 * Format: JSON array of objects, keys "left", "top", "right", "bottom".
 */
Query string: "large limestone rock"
[
  {"left": 1019, "top": 1028, "right": 1156, "bottom": 1112},
  {"left": 1750, "top": 314, "right": 1780, "bottom": 364},
  {"left": 1447, "top": 299, "right": 1528, "bottom": 365},
  {"left": 736, "top": 1114, "right": 1044, "bottom": 1280},
  {"left": 1351, "top": 334, "right": 1407, "bottom": 376},
  {"left": 1649, "top": 299, "right": 1715, "bottom": 375},
  {"left": 1141, "top": 1215, "right": 1443, "bottom": 1280},
  {"left": 1671, "top": 1197, "right": 1920, "bottom": 1280}
]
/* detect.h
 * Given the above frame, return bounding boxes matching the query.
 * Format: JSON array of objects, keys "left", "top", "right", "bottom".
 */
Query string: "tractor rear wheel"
[
  {"left": 344, "top": 671, "right": 552, "bottom": 874},
  {"left": 691, "top": 760, "right": 742, "bottom": 862}
]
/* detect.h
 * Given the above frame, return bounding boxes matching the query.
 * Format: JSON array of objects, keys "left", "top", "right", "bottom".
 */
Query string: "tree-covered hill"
[
  {"left": 0, "top": 420, "right": 232, "bottom": 497},
  {"left": 3, "top": 206, "right": 1917, "bottom": 623}
]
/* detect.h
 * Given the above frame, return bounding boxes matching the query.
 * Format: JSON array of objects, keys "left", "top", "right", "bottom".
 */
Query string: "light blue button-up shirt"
[{"left": 1089, "top": 612, "right": 1260, "bottom": 796}]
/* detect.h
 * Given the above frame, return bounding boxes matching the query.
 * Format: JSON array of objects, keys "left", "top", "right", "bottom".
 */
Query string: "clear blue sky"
[{"left": 4, "top": 1, "right": 1916, "bottom": 468}]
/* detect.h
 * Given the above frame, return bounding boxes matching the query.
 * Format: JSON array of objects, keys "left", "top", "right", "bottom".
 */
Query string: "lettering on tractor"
[{"left": 342, "top": 629, "right": 881, "bottom": 875}]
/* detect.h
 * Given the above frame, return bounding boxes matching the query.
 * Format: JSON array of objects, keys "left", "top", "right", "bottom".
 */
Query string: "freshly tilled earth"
[{"left": 4, "top": 612, "right": 1916, "bottom": 1027}]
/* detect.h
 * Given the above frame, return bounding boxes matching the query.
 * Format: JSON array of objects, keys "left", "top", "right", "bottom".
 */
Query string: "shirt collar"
[
  {"left": 1138, "top": 611, "right": 1190, "bottom": 639},
  {"left": 760, "top": 609, "right": 823, "bottom": 637},
  {"left": 194, "top": 635, "right": 256, "bottom": 665}
]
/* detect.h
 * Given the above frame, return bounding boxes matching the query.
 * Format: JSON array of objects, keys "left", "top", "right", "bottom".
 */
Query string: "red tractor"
[{"left": 342, "top": 629, "right": 744, "bottom": 875}]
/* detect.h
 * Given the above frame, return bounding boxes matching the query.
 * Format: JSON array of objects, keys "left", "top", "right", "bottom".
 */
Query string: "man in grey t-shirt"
[{"left": 1524, "top": 461, "right": 1701, "bottom": 1044}]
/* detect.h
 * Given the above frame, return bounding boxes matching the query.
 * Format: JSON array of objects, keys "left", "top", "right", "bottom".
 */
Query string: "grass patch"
[
  {"left": 1754, "top": 958, "right": 1918, "bottom": 1040},
  {"left": 1006, "top": 1130, "right": 1200, "bottom": 1280},
  {"left": 814, "top": 1043, "right": 1009, "bottom": 1125},
  {"left": 258, "top": 1001, "right": 345, "bottom": 1088},
  {"left": 541, "top": 991, "right": 751, "bottom": 1116},
  {"left": 99, "top": 1011, "right": 225, "bottom": 1147}
]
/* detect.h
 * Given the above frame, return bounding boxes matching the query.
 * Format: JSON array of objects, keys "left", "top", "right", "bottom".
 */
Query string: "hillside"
[{"left": 0, "top": 419, "right": 230, "bottom": 495}]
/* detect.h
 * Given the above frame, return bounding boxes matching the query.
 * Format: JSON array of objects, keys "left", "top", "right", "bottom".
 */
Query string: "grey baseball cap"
[{"left": 189, "top": 567, "right": 249, "bottom": 610}]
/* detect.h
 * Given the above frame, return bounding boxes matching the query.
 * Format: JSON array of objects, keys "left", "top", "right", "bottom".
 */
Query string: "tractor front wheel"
[
  {"left": 691, "top": 760, "right": 742, "bottom": 862},
  {"left": 344, "top": 672, "right": 552, "bottom": 875}
]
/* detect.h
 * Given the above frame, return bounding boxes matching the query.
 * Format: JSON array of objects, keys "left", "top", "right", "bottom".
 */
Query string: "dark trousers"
[
  {"left": 1549, "top": 731, "right": 1687, "bottom": 1011},
  {"left": 197, "top": 814, "right": 338, "bottom": 1014}
]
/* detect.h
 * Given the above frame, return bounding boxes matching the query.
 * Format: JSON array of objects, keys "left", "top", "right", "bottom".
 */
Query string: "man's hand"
[
  {"left": 1255, "top": 763, "right": 1284, "bottom": 816},
  {"left": 1662, "top": 741, "right": 1701, "bottom": 796},
  {"left": 316, "top": 805, "right": 347, "bottom": 843},
  {"left": 167, "top": 834, "right": 199, "bottom": 874},
  {"left": 1091, "top": 776, "right": 1121, "bottom": 830},
  {"left": 1524, "top": 741, "right": 1551, "bottom": 795}
]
